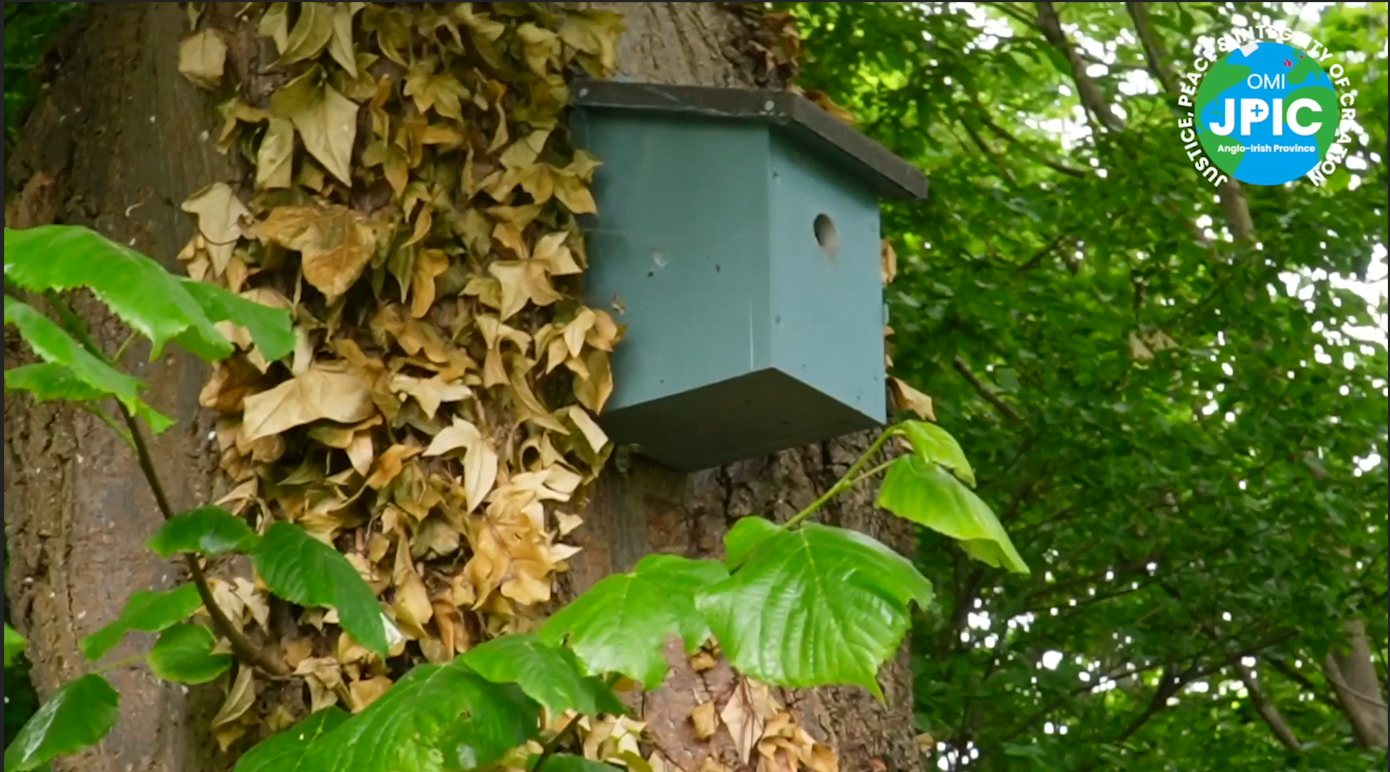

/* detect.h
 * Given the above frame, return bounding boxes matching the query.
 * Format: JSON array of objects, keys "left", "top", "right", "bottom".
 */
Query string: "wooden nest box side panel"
[{"left": 571, "top": 82, "right": 929, "bottom": 472}]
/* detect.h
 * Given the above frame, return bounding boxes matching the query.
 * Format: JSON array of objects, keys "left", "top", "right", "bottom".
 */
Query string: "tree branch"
[
  {"left": 1229, "top": 656, "right": 1304, "bottom": 752},
  {"left": 1266, "top": 655, "right": 1344, "bottom": 711},
  {"left": 965, "top": 92, "right": 1089, "bottom": 178},
  {"left": 1034, "top": 2, "right": 1125, "bottom": 132},
  {"left": 45, "top": 292, "right": 288, "bottom": 677},
  {"left": 1124, "top": 1, "right": 1255, "bottom": 242},
  {"left": 952, "top": 355, "right": 1023, "bottom": 423}
]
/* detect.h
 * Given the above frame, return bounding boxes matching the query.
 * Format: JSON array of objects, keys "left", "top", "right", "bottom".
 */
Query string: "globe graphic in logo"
[{"left": 1194, "top": 41, "right": 1341, "bottom": 186}]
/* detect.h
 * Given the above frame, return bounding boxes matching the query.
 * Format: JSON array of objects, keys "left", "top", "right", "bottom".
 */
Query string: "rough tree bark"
[{"left": 3, "top": 4, "right": 923, "bottom": 772}]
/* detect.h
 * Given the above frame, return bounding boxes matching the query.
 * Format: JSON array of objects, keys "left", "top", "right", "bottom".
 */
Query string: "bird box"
[{"left": 571, "top": 81, "right": 929, "bottom": 472}]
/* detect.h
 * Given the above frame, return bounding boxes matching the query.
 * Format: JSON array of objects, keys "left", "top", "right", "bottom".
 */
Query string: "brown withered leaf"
[
  {"left": 564, "top": 405, "right": 609, "bottom": 454},
  {"left": 392, "top": 564, "right": 434, "bottom": 640},
  {"left": 404, "top": 57, "right": 470, "bottom": 121},
  {"left": 410, "top": 248, "right": 451, "bottom": 318},
  {"left": 270, "top": 65, "right": 359, "bottom": 185},
  {"left": 573, "top": 349, "right": 614, "bottom": 413},
  {"left": 349, "top": 675, "right": 393, "bottom": 712},
  {"left": 888, "top": 376, "right": 935, "bottom": 421},
  {"left": 178, "top": 29, "right": 228, "bottom": 90},
  {"left": 691, "top": 701, "right": 719, "bottom": 741},
  {"left": 722, "top": 679, "right": 766, "bottom": 765},
  {"left": 256, "top": 118, "right": 296, "bottom": 190},
  {"left": 210, "top": 666, "right": 257, "bottom": 751},
  {"left": 240, "top": 362, "right": 376, "bottom": 443},
  {"left": 390, "top": 373, "right": 472, "bottom": 420},
  {"left": 258, "top": 2, "right": 291, "bottom": 53},
  {"left": 280, "top": 2, "right": 334, "bottom": 65},
  {"left": 200, "top": 358, "right": 270, "bottom": 413},
  {"left": 327, "top": 3, "right": 363, "bottom": 77},
  {"left": 365, "top": 443, "right": 422, "bottom": 489},
  {"left": 181, "top": 183, "right": 251, "bottom": 276},
  {"left": 256, "top": 202, "right": 378, "bottom": 301},
  {"left": 881, "top": 238, "right": 898, "bottom": 285},
  {"left": 294, "top": 656, "right": 344, "bottom": 713}
]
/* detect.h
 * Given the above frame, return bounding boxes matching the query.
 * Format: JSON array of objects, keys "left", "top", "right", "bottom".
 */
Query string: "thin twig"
[
  {"left": 951, "top": 355, "right": 1023, "bottom": 423},
  {"left": 44, "top": 292, "right": 286, "bottom": 676}
]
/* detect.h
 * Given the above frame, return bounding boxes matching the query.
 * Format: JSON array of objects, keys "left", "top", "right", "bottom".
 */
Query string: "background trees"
[
  {"left": 787, "top": 2, "right": 1387, "bottom": 769},
  {"left": 5, "top": 2, "right": 1386, "bottom": 772}
]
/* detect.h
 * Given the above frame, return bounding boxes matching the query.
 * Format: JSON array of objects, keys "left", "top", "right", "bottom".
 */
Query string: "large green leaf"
[
  {"left": 148, "top": 505, "right": 260, "bottom": 558},
  {"left": 539, "top": 554, "right": 729, "bottom": 689},
  {"left": 4, "top": 298, "right": 173, "bottom": 432},
  {"left": 147, "top": 624, "right": 234, "bottom": 684},
  {"left": 5, "top": 623, "right": 26, "bottom": 666},
  {"left": 899, "top": 420, "right": 976, "bottom": 487},
  {"left": 439, "top": 682, "right": 542, "bottom": 771},
  {"left": 249, "top": 522, "right": 389, "bottom": 657},
  {"left": 234, "top": 707, "right": 349, "bottom": 772},
  {"left": 696, "top": 521, "right": 934, "bottom": 698},
  {"left": 3, "top": 673, "right": 119, "bottom": 771},
  {"left": 876, "top": 455, "right": 1030, "bottom": 574},
  {"left": 3, "top": 362, "right": 107, "bottom": 402},
  {"left": 80, "top": 583, "right": 203, "bottom": 661},
  {"left": 462, "top": 632, "right": 625, "bottom": 716},
  {"left": 300, "top": 659, "right": 541, "bottom": 772},
  {"left": 2, "top": 225, "right": 294, "bottom": 362},
  {"left": 178, "top": 277, "right": 296, "bottom": 362}
]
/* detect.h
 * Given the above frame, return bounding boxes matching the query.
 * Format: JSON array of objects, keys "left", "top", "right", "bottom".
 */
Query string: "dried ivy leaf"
[
  {"left": 327, "top": 2, "right": 361, "bottom": 76},
  {"left": 182, "top": 182, "right": 252, "bottom": 276},
  {"left": 271, "top": 66, "right": 358, "bottom": 186},
  {"left": 178, "top": 29, "right": 228, "bottom": 90},
  {"left": 280, "top": 2, "right": 334, "bottom": 64},
  {"left": 256, "top": 118, "right": 296, "bottom": 190},
  {"left": 258, "top": 2, "right": 291, "bottom": 53},
  {"left": 240, "top": 362, "right": 376, "bottom": 443},
  {"left": 255, "top": 202, "right": 378, "bottom": 301}
]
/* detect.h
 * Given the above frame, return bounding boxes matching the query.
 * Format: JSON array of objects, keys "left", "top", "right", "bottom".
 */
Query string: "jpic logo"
[{"left": 1176, "top": 26, "right": 1359, "bottom": 188}]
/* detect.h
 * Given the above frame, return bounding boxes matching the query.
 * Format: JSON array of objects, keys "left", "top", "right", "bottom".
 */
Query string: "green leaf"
[
  {"left": 696, "top": 522, "right": 933, "bottom": 698},
  {"left": 440, "top": 682, "right": 542, "bottom": 771},
  {"left": 532, "top": 756, "right": 624, "bottom": 772},
  {"left": 3, "top": 673, "right": 119, "bottom": 771},
  {"left": 148, "top": 506, "right": 260, "bottom": 558},
  {"left": 5, "top": 623, "right": 26, "bottom": 666},
  {"left": 3, "top": 362, "right": 106, "bottom": 402},
  {"left": 147, "top": 624, "right": 234, "bottom": 684},
  {"left": 80, "top": 583, "right": 203, "bottom": 661},
  {"left": 899, "top": 420, "right": 977, "bottom": 487},
  {"left": 462, "top": 632, "right": 626, "bottom": 717},
  {"left": 249, "top": 522, "right": 388, "bottom": 657},
  {"left": 4, "top": 225, "right": 232, "bottom": 361},
  {"left": 877, "top": 455, "right": 1030, "bottom": 574},
  {"left": 4, "top": 298, "right": 173, "bottom": 432},
  {"left": 234, "top": 708, "right": 349, "bottom": 772},
  {"left": 300, "top": 659, "right": 541, "bottom": 772},
  {"left": 539, "top": 554, "right": 729, "bottom": 689},
  {"left": 178, "top": 277, "right": 296, "bottom": 362},
  {"left": 723, "top": 515, "right": 782, "bottom": 570}
]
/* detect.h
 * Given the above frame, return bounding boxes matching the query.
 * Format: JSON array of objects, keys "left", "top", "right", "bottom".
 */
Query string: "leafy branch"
[{"left": 41, "top": 289, "right": 287, "bottom": 676}]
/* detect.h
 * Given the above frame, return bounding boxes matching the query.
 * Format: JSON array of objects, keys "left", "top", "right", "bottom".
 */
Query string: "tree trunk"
[
  {"left": 1324, "top": 619, "right": 1389, "bottom": 751},
  {"left": 4, "top": 4, "right": 922, "bottom": 772}
]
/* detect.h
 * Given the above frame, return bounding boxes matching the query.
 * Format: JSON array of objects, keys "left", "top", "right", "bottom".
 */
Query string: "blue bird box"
[{"left": 571, "top": 82, "right": 929, "bottom": 472}]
